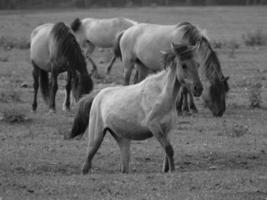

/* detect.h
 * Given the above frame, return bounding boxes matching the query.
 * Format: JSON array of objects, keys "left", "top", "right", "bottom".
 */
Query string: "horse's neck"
[
  {"left": 153, "top": 67, "right": 180, "bottom": 110},
  {"left": 198, "top": 43, "right": 214, "bottom": 82}
]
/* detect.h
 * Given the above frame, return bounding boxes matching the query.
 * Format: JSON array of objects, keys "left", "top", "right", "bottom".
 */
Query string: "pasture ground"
[{"left": 0, "top": 6, "right": 267, "bottom": 200}]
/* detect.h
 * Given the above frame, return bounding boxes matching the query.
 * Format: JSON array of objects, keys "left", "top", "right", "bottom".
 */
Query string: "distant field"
[{"left": 0, "top": 6, "right": 267, "bottom": 200}]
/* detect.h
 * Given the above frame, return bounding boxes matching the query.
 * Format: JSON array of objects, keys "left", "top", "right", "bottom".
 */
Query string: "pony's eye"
[{"left": 182, "top": 64, "right": 187, "bottom": 69}]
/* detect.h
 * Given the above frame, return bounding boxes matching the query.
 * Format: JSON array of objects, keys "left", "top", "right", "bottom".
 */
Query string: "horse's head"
[
  {"left": 202, "top": 75, "right": 229, "bottom": 117},
  {"left": 162, "top": 43, "right": 203, "bottom": 97},
  {"left": 71, "top": 72, "right": 93, "bottom": 102},
  {"left": 198, "top": 41, "right": 230, "bottom": 117}
]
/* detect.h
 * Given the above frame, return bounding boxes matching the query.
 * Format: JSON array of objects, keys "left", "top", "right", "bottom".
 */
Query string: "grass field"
[{"left": 1, "top": 6, "right": 267, "bottom": 200}]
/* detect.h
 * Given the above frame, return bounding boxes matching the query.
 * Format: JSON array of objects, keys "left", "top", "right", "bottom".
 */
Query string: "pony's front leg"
[
  {"left": 62, "top": 71, "right": 71, "bottom": 111},
  {"left": 188, "top": 92, "right": 198, "bottom": 113},
  {"left": 111, "top": 134, "right": 131, "bottom": 173},
  {"left": 32, "top": 65, "right": 39, "bottom": 112},
  {"left": 176, "top": 87, "right": 184, "bottom": 115},
  {"left": 48, "top": 71, "right": 58, "bottom": 113},
  {"left": 148, "top": 122, "right": 175, "bottom": 172},
  {"left": 106, "top": 55, "right": 116, "bottom": 74},
  {"left": 182, "top": 88, "right": 190, "bottom": 113}
]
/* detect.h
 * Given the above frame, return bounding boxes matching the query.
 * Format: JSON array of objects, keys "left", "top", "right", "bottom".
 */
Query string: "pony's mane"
[
  {"left": 178, "top": 22, "right": 225, "bottom": 83},
  {"left": 70, "top": 18, "right": 82, "bottom": 32},
  {"left": 51, "top": 22, "right": 87, "bottom": 74}
]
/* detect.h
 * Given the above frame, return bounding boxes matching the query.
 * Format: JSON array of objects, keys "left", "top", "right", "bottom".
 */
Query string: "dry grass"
[{"left": 0, "top": 6, "right": 267, "bottom": 200}]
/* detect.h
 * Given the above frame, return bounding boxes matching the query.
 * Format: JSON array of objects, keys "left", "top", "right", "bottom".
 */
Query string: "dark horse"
[
  {"left": 30, "top": 22, "right": 93, "bottom": 112},
  {"left": 113, "top": 22, "right": 229, "bottom": 117}
]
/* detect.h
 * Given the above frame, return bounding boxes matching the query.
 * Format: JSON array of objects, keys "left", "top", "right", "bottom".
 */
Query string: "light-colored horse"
[
  {"left": 81, "top": 43, "right": 203, "bottom": 174},
  {"left": 70, "top": 17, "right": 138, "bottom": 74},
  {"left": 30, "top": 22, "right": 93, "bottom": 112},
  {"left": 114, "top": 22, "right": 229, "bottom": 117}
]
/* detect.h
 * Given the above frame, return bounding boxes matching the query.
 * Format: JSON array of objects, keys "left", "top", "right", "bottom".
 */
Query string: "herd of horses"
[{"left": 29, "top": 17, "right": 229, "bottom": 174}]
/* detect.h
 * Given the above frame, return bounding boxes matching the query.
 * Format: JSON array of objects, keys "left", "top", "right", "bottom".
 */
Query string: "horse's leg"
[
  {"left": 48, "top": 70, "right": 58, "bottom": 113},
  {"left": 176, "top": 87, "right": 184, "bottom": 115},
  {"left": 82, "top": 116, "right": 105, "bottom": 174},
  {"left": 182, "top": 87, "right": 190, "bottom": 113},
  {"left": 162, "top": 154, "right": 169, "bottom": 172},
  {"left": 62, "top": 71, "right": 71, "bottom": 111},
  {"left": 133, "top": 68, "right": 139, "bottom": 84},
  {"left": 111, "top": 133, "right": 131, "bottom": 173},
  {"left": 188, "top": 91, "right": 198, "bottom": 113},
  {"left": 85, "top": 43, "right": 98, "bottom": 73},
  {"left": 106, "top": 54, "right": 116, "bottom": 74},
  {"left": 148, "top": 123, "right": 175, "bottom": 172},
  {"left": 123, "top": 60, "right": 135, "bottom": 85},
  {"left": 136, "top": 63, "right": 149, "bottom": 83},
  {"left": 32, "top": 65, "right": 40, "bottom": 112}
]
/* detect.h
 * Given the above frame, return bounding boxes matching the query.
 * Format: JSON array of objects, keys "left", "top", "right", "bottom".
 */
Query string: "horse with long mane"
[
  {"left": 30, "top": 22, "right": 93, "bottom": 112},
  {"left": 70, "top": 17, "right": 138, "bottom": 74},
  {"left": 114, "top": 22, "right": 229, "bottom": 117},
  {"left": 74, "top": 43, "right": 203, "bottom": 174}
]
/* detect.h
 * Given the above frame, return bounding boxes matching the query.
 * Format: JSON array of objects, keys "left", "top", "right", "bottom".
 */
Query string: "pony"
[
  {"left": 75, "top": 43, "right": 203, "bottom": 174},
  {"left": 70, "top": 17, "right": 138, "bottom": 74},
  {"left": 30, "top": 22, "right": 93, "bottom": 113},
  {"left": 114, "top": 22, "right": 229, "bottom": 117}
]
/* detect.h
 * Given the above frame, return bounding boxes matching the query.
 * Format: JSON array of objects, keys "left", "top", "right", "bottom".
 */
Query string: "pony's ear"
[
  {"left": 70, "top": 18, "right": 81, "bottom": 32},
  {"left": 161, "top": 50, "right": 175, "bottom": 69}
]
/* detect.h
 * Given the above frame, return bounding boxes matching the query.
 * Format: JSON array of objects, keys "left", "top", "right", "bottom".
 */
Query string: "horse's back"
[
  {"left": 121, "top": 23, "right": 177, "bottom": 70},
  {"left": 83, "top": 17, "right": 136, "bottom": 47},
  {"left": 30, "top": 23, "right": 54, "bottom": 70}
]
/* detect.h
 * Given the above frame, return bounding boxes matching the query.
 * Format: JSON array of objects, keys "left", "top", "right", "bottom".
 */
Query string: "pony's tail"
[
  {"left": 114, "top": 31, "right": 124, "bottom": 60},
  {"left": 68, "top": 94, "right": 95, "bottom": 139},
  {"left": 32, "top": 60, "right": 50, "bottom": 105}
]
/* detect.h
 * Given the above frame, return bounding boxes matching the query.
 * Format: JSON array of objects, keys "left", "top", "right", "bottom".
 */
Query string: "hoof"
[
  {"left": 47, "top": 109, "right": 56, "bottom": 115},
  {"left": 81, "top": 167, "right": 90, "bottom": 175}
]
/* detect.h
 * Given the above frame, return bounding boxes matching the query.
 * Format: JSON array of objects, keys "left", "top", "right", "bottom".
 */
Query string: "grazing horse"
[
  {"left": 30, "top": 22, "right": 93, "bottom": 112},
  {"left": 70, "top": 17, "right": 138, "bottom": 74},
  {"left": 78, "top": 43, "right": 203, "bottom": 174},
  {"left": 114, "top": 22, "right": 229, "bottom": 117}
]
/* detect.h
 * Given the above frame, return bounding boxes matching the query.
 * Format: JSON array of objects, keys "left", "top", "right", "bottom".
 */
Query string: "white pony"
[
  {"left": 80, "top": 43, "right": 203, "bottom": 174},
  {"left": 70, "top": 17, "right": 138, "bottom": 74}
]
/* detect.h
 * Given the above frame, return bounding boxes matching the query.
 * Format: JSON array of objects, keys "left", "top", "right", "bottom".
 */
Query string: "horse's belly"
[{"left": 107, "top": 116, "right": 153, "bottom": 140}]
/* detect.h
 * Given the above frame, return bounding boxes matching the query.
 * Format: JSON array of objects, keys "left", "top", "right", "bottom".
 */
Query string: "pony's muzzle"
[{"left": 192, "top": 84, "right": 203, "bottom": 97}]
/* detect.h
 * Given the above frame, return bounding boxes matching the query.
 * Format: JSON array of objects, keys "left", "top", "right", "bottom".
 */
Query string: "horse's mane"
[
  {"left": 70, "top": 18, "right": 82, "bottom": 32},
  {"left": 51, "top": 22, "right": 87, "bottom": 74},
  {"left": 178, "top": 22, "right": 226, "bottom": 84}
]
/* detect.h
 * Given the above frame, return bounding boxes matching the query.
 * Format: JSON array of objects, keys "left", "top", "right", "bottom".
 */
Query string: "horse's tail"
[
  {"left": 31, "top": 60, "right": 50, "bottom": 105},
  {"left": 68, "top": 94, "right": 95, "bottom": 139},
  {"left": 114, "top": 31, "right": 124, "bottom": 60}
]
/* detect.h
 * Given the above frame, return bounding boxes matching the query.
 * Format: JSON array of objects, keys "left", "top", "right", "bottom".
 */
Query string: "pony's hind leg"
[
  {"left": 123, "top": 60, "right": 135, "bottom": 85},
  {"left": 63, "top": 71, "right": 71, "bottom": 111},
  {"left": 32, "top": 63, "right": 40, "bottom": 112},
  {"left": 110, "top": 132, "right": 131, "bottom": 173},
  {"left": 82, "top": 119, "right": 106, "bottom": 174},
  {"left": 85, "top": 42, "right": 98, "bottom": 74}
]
